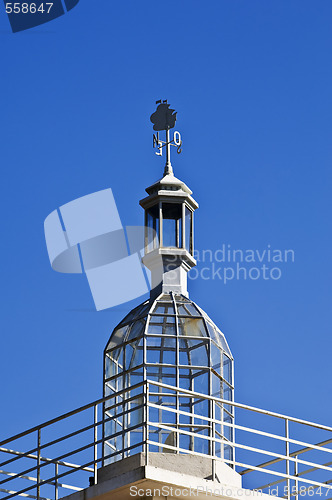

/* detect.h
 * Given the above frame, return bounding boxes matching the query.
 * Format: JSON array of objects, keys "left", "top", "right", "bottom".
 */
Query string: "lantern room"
[{"left": 140, "top": 172, "right": 198, "bottom": 297}]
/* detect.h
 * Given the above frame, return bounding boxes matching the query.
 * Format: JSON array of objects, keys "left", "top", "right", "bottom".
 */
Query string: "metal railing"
[{"left": 0, "top": 380, "right": 332, "bottom": 499}]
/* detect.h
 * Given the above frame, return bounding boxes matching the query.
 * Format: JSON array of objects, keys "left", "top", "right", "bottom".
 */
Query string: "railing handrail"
[
  {"left": 2, "top": 379, "right": 332, "bottom": 451},
  {"left": 147, "top": 380, "right": 332, "bottom": 432},
  {"left": 0, "top": 380, "right": 146, "bottom": 447}
]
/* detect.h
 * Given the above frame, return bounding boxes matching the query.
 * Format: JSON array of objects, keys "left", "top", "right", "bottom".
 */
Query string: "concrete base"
[
  {"left": 98, "top": 453, "right": 241, "bottom": 487},
  {"left": 62, "top": 453, "right": 273, "bottom": 500}
]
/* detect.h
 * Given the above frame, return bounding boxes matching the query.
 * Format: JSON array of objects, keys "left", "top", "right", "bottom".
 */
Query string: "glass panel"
[
  {"left": 127, "top": 320, "right": 145, "bottom": 341},
  {"left": 178, "top": 318, "right": 207, "bottom": 337},
  {"left": 117, "top": 302, "right": 146, "bottom": 327},
  {"left": 125, "top": 343, "right": 134, "bottom": 369},
  {"left": 147, "top": 204, "right": 159, "bottom": 252},
  {"left": 146, "top": 336, "right": 162, "bottom": 347},
  {"left": 179, "top": 216, "right": 183, "bottom": 248},
  {"left": 223, "top": 412, "right": 233, "bottom": 442},
  {"left": 158, "top": 293, "right": 172, "bottom": 301},
  {"left": 224, "top": 444, "right": 234, "bottom": 464},
  {"left": 223, "top": 384, "right": 233, "bottom": 414},
  {"left": 153, "top": 302, "right": 175, "bottom": 315},
  {"left": 211, "top": 342, "right": 222, "bottom": 370},
  {"left": 212, "top": 373, "right": 222, "bottom": 398},
  {"left": 107, "top": 325, "right": 128, "bottom": 349},
  {"left": 128, "top": 395, "right": 144, "bottom": 426},
  {"left": 177, "top": 303, "right": 200, "bottom": 316},
  {"left": 152, "top": 304, "right": 166, "bottom": 315},
  {"left": 179, "top": 338, "right": 190, "bottom": 365},
  {"left": 223, "top": 354, "right": 232, "bottom": 384},
  {"left": 129, "top": 339, "right": 144, "bottom": 368},
  {"left": 147, "top": 346, "right": 162, "bottom": 364},
  {"left": 161, "top": 338, "right": 176, "bottom": 365},
  {"left": 148, "top": 315, "right": 176, "bottom": 335},
  {"left": 179, "top": 369, "right": 191, "bottom": 390},
  {"left": 206, "top": 321, "right": 232, "bottom": 357},
  {"left": 162, "top": 203, "right": 182, "bottom": 248},
  {"left": 217, "top": 331, "right": 232, "bottom": 357},
  {"left": 163, "top": 336, "right": 176, "bottom": 348},
  {"left": 215, "top": 403, "right": 222, "bottom": 422},
  {"left": 130, "top": 301, "right": 148, "bottom": 320},
  {"left": 146, "top": 365, "right": 176, "bottom": 384},
  {"left": 193, "top": 395, "right": 209, "bottom": 417},
  {"left": 109, "top": 347, "right": 123, "bottom": 366},
  {"left": 105, "top": 382, "right": 115, "bottom": 398},
  {"left": 192, "top": 371, "right": 209, "bottom": 394},
  {"left": 126, "top": 369, "right": 144, "bottom": 396},
  {"left": 190, "top": 342, "right": 208, "bottom": 366},
  {"left": 185, "top": 206, "right": 192, "bottom": 253},
  {"left": 105, "top": 354, "right": 112, "bottom": 379},
  {"left": 174, "top": 294, "right": 191, "bottom": 303},
  {"left": 148, "top": 323, "right": 164, "bottom": 335}
]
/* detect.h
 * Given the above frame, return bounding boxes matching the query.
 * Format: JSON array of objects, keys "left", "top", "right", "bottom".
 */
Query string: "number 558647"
[{"left": 5, "top": 3, "right": 54, "bottom": 14}]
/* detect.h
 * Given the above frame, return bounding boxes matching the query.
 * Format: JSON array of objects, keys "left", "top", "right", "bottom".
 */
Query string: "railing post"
[
  {"left": 294, "top": 454, "right": 298, "bottom": 500},
  {"left": 37, "top": 428, "right": 41, "bottom": 500},
  {"left": 54, "top": 462, "right": 58, "bottom": 500},
  {"left": 101, "top": 399, "right": 105, "bottom": 467},
  {"left": 176, "top": 385, "right": 179, "bottom": 454},
  {"left": 285, "top": 419, "right": 290, "bottom": 500},
  {"left": 211, "top": 400, "right": 216, "bottom": 481},
  {"left": 144, "top": 382, "right": 149, "bottom": 467},
  {"left": 94, "top": 404, "right": 98, "bottom": 486}
]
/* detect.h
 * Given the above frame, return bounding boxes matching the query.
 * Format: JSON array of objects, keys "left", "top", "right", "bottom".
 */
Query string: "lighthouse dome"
[{"left": 103, "top": 293, "right": 234, "bottom": 464}]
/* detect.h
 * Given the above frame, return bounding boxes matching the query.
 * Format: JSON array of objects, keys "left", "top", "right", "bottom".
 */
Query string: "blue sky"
[{"left": 0, "top": 0, "right": 331, "bottom": 441}]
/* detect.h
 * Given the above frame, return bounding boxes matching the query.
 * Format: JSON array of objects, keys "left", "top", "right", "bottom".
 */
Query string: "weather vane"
[{"left": 150, "top": 100, "right": 182, "bottom": 175}]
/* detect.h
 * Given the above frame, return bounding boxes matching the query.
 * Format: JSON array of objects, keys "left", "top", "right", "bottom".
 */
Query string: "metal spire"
[{"left": 150, "top": 100, "right": 182, "bottom": 176}]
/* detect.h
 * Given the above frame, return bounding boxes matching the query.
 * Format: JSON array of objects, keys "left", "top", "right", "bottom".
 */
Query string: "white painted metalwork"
[
  {"left": 1, "top": 381, "right": 332, "bottom": 500},
  {"left": 103, "top": 292, "right": 234, "bottom": 465}
]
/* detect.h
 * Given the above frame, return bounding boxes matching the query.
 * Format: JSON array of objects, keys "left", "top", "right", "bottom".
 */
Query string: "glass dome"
[{"left": 103, "top": 293, "right": 234, "bottom": 464}]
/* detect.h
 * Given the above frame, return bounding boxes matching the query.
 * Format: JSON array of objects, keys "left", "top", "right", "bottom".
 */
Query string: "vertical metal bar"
[
  {"left": 142, "top": 380, "right": 146, "bottom": 460},
  {"left": 159, "top": 201, "right": 163, "bottom": 247},
  {"left": 166, "top": 128, "right": 171, "bottom": 172},
  {"left": 231, "top": 362, "right": 235, "bottom": 469},
  {"left": 122, "top": 348, "right": 126, "bottom": 461},
  {"left": 37, "top": 429, "right": 41, "bottom": 500},
  {"left": 94, "top": 404, "right": 98, "bottom": 485},
  {"left": 182, "top": 203, "right": 185, "bottom": 249},
  {"left": 144, "top": 382, "right": 150, "bottom": 467},
  {"left": 220, "top": 346, "right": 224, "bottom": 463},
  {"left": 285, "top": 419, "right": 290, "bottom": 500},
  {"left": 102, "top": 347, "right": 106, "bottom": 468},
  {"left": 190, "top": 208, "right": 193, "bottom": 255},
  {"left": 143, "top": 315, "right": 148, "bottom": 465},
  {"left": 102, "top": 398, "right": 105, "bottom": 467},
  {"left": 54, "top": 462, "right": 58, "bottom": 500},
  {"left": 211, "top": 400, "right": 216, "bottom": 481},
  {"left": 294, "top": 454, "right": 298, "bottom": 500},
  {"left": 176, "top": 385, "right": 179, "bottom": 454},
  {"left": 173, "top": 292, "right": 180, "bottom": 454}
]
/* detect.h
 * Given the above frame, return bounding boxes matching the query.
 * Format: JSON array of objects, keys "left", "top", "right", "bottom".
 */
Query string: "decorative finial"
[{"left": 150, "top": 100, "right": 182, "bottom": 176}]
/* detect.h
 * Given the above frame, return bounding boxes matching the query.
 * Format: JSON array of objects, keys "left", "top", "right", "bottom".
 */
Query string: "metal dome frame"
[{"left": 103, "top": 292, "right": 234, "bottom": 465}]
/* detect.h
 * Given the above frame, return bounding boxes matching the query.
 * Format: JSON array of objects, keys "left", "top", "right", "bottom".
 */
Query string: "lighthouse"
[
  {"left": 102, "top": 101, "right": 235, "bottom": 482},
  {"left": 1, "top": 103, "right": 331, "bottom": 500}
]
